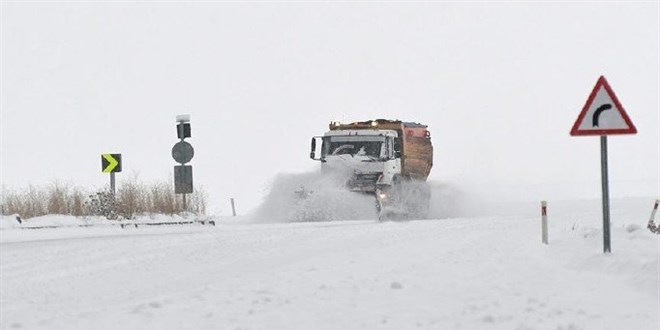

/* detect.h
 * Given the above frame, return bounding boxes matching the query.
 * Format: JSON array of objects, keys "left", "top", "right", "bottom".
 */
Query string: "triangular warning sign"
[{"left": 570, "top": 76, "right": 637, "bottom": 136}]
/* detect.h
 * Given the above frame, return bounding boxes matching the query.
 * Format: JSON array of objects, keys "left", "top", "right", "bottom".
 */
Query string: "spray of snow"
[
  {"left": 251, "top": 173, "right": 519, "bottom": 223},
  {"left": 250, "top": 171, "right": 377, "bottom": 223}
]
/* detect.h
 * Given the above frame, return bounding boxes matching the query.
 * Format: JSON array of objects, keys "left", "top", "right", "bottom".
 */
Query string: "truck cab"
[{"left": 310, "top": 128, "right": 401, "bottom": 192}]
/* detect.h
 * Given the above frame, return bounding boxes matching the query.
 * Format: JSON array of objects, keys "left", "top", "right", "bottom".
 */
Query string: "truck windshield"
[{"left": 324, "top": 136, "right": 385, "bottom": 158}]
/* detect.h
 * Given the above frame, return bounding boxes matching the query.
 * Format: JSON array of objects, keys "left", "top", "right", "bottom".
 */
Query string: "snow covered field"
[{"left": 1, "top": 198, "right": 658, "bottom": 330}]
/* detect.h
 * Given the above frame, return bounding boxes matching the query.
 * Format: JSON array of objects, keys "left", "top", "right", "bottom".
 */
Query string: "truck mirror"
[
  {"left": 310, "top": 138, "right": 316, "bottom": 159},
  {"left": 310, "top": 137, "right": 322, "bottom": 160}
]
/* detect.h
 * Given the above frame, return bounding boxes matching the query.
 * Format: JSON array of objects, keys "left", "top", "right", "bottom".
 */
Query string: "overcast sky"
[{"left": 1, "top": 1, "right": 658, "bottom": 215}]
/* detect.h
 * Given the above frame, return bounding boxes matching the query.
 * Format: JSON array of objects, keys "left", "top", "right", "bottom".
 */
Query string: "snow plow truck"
[{"left": 310, "top": 119, "right": 433, "bottom": 220}]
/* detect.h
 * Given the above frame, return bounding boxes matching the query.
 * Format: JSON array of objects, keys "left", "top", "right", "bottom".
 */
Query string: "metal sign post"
[
  {"left": 570, "top": 76, "right": 637, "bottom": 253},
  {"left": 178, "top": 122, "right": 186, "bottom": 211},
  {"left": 599, "top": 136, "right": 611, "bottom": 252},
  {"left": 110, "top": 172, "right": 116, "bottom": 196},
  {"left": 172, "top": 115, "right": 194, "bottom": 213}
]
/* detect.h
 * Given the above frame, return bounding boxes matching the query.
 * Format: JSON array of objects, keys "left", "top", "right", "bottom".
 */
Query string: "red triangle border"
[{"left": 570, "top": 76, "right": 637, "bottom": 136}]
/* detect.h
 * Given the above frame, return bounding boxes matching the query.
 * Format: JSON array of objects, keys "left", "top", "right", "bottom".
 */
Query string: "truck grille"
[{"left": 348, "top": 173, "right": 381, "bottom": 192}]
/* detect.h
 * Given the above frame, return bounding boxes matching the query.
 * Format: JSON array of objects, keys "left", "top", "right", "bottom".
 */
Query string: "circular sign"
[{"left": 172, "top": 141, "right": 194, "bottom": 164}]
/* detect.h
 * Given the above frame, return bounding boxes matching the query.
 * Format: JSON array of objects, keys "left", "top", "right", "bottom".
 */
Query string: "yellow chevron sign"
[{"left": 101, "top": 154, "right": 122, "bottom": 173}]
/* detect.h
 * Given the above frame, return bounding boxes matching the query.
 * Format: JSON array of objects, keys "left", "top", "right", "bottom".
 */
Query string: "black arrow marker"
[{"left": 592, "top": 104, "right": 612, "bottom": 127}]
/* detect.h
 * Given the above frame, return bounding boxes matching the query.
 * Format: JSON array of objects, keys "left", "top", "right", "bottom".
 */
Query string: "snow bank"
[
  {"left": 0, "top": 215, "right": 23, "bottom": 229},
  {"left": 548, "top": 198, "right": 660, "bottom": 294},
  {"left": 0, "top": 214, "right": 104, "bottom": 230},
  {"left": 0, "top": 214, "right": 215, "bottom": 231}
]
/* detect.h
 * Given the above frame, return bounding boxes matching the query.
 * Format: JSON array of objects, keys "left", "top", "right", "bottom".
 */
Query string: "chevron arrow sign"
[{"left": 101, "top": 154, "right": 122, "bottom": 173}]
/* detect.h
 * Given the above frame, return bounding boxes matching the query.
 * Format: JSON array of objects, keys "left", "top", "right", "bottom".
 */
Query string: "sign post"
[
  {"left": 599, "top": 136, "right": 611, "bottom": 252},
  {"left": 570, "top": 76, "right": 637, "bottom": 253},
  {"left": 172, "top": 115, "right": 194, "bottom": 212},
  {"left": 101, "top": 153, "right": 122, "bottom": 195}
]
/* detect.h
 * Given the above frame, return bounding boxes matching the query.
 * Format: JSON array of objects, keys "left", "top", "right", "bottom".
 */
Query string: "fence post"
[
  {"left": 230, "top": 198, "right": 236, "bottom": 217},
  {"left": 541, "top": 201, "right": 548, "bottom": 245}
]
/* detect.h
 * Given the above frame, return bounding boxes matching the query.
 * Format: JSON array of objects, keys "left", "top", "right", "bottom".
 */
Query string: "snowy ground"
[{"left": 1, "top": 198, "right": 658, "bottom": 330}]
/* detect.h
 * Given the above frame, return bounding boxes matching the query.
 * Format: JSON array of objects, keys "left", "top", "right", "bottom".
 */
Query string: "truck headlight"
[{"left": 378, "top": 192, "right": 387, "bottom": 200}]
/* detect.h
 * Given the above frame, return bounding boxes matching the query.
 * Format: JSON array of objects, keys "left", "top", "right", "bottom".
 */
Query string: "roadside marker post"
[
  {"left": 541, "top": 201, "right": 548, "bottom": 245},
  {"left": 570, "top": 76, "right": 637, "bottom": 253},
  {"left": 230, "top": 198, "right": 237, "bottom": 216},
  {"left": 648, "top": 199, "right": 659, "bottom": 234}
]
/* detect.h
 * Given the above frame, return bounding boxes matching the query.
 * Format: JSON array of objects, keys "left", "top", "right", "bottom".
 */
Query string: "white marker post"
[
  {"left": 570, "top": 76, "right": 637, "bottom": 253},
  {"left": 230, "top": 198, "right": 237, "bottom": 216},
  {"left": 541, "top": 201, "right": 548, "bottom": 245},
  {"left": 648, "top": 199, "right": 659, "bottom": 234}
]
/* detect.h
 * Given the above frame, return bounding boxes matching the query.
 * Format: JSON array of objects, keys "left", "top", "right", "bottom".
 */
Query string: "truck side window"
[{"left": 393, "top": 137, "right": 402, "bottom": 155}]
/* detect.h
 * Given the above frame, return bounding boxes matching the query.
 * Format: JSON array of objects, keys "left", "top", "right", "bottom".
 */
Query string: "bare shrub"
[
  {"left": 1, "top": 186, "right": 22, "bottom": 216},
  {"left": 2, "top": 183, "right": 88, "bottom": 218},
  {"left": 150, "top": 181, "right": 178, "bottom": 215},
  {"left": 188, "top": 186, "right": 208, "bottom": 215},
  {"left": 25, "top": 185, "right": 48, "bottom": 219},
  {"left": 1, "top": 185, "right": 48, "bottom": 218},
  {"left": 1, "top": 178, "right": 209, "bottom": 219},
  {"left": 70, "top": 188, "right": 86, "bottom": 217},
  {"left": 47, "top": 181, "right": 69, "bottom": 215},
  {"left": 116, "top": 180, "right": 145, "bottom": 219}
]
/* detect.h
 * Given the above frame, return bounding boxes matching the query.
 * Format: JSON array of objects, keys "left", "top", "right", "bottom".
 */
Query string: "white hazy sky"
[{"left": 1, "top": 1, "right": 658, "bottom": 215}]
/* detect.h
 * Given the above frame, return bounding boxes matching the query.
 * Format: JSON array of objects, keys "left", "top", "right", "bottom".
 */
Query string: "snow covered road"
[{"left": 1, "top": 199, "right": 658, "bottom": 330}]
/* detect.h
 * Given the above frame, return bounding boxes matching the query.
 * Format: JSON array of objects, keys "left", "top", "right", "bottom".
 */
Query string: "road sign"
[
  {"left": 174, "top": 165, "right": 193, "bottom": 194},
  {"left": 570, "top": 76, "right": 637, "bottom": 136},
  {"left": 172, "top": 141, "right": 194, "bottom": 164},
  {"left": 570, "top": 76, "right": 638, "bottom": 254},
  {"left": 177, "top": 123, "right": 191, "bottom": 139},
  {"left": 101, "top": 154, "right": 122, "bottom": 173}
]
